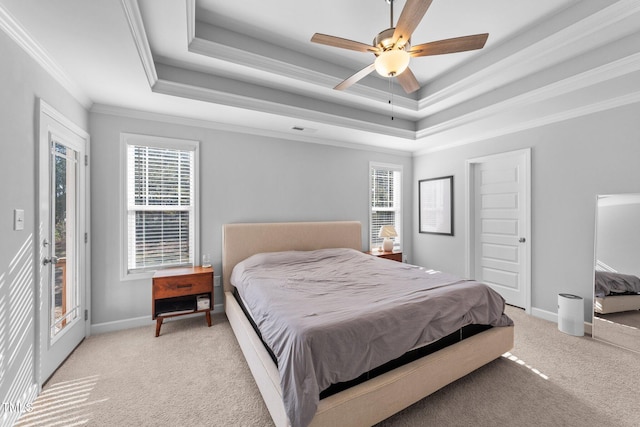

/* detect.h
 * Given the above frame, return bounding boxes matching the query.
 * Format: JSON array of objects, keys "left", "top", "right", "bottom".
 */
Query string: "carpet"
[{"left": 16, "top": 306, "right": 640, "bottom": 426}]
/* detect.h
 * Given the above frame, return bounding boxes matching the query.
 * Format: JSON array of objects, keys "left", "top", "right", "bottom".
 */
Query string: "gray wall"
[
  {"left": 89, "top": 112, "right": 413, "bottom": 326},
  {"left": 412, "top": 103, "right": 640, "bottom": 320},
  {"left": 0, "top": 31, "right": 88, "bottom": 425}
]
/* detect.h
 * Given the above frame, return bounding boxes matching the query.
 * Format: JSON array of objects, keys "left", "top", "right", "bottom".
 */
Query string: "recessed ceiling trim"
[
  {"left": 0, "top": 2, "right": 91, "bottom": 108},
  {"left": 417, "top": 0, "right": 640, "bottom": 116},
  {"left": 121, "top": 0, "right": 158, "bottom": 88},
  {"left": 188, "top": 30, "right": 418, "bottom": 112},
  {"left": 415, "top": 89, "right": 640, "bottom": 156},
  {"left": 154, "top": 59, "right": 417, "bottom": 125},
  {"left": 186, "top": 0, "right": 195, "bottom": 44},
  {"left": 416, "top": 51, "right": 640, "bottom": 140},
  {"left": 152, "top": 78, "right": 416, "bottom": 141},
  {"left": 90, "top": 102, "right": 412, "bottom": 157},
  {"left": 186, "top": 0, "right": 639, "bottom": 124}
]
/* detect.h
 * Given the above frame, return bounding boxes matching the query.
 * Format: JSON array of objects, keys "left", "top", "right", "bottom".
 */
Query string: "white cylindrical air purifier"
[{"left": 558, "top": 293, "right": 584, "bottom": 336}]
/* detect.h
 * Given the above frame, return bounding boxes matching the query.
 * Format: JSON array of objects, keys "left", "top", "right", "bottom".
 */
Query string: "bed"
[
  {"left": 594, "top": 270, "right": 640, "bottom": 314},
  {"left": 222, "top": 221, "right": 514, "bottom": 427}
]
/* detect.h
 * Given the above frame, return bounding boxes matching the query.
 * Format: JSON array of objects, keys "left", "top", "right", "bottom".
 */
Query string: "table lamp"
[{"left": 378, "top": 225, "right": 397, "bottom": 252}]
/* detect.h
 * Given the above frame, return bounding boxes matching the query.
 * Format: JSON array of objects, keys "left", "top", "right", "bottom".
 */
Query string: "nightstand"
[
  {"left": 367, "top": 250, "right": 403, "bottom": 262},
  {"left": 152, "top": 266, "right": 213, "bottom": 337}
]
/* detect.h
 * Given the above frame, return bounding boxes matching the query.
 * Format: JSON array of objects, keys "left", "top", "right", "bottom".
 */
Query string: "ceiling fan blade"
[
  {"left": 409, "top": 33, "right": 489, "bottom": 57},
  {"left": 334, "top": 63, "right": 376, "bottom": 91},
  {"left": 392, "top": 0, "right": 434, "bottom": 46},
  {"left": 396, "top": 67, "right": 420, "bottom": 94},
  {"left": 311, "top": 33, "right": 380, "bottom": 53}
]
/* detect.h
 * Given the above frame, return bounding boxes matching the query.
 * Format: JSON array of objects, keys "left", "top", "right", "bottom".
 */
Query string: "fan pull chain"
[{"left": 388, "top": 76, "right": 394, "bottom": 120}]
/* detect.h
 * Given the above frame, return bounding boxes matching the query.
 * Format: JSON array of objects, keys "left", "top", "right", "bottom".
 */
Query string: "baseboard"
[
  {"left": 91, "top": 315, "right": 154, "bottom": 335},
  {"left": 531, "top": 307, "right": 557, "bottom": 323},
  {"left": 530, "top": 306, "right": 592, "bottom": 336},
  {"left": 90, "top": 303, "right": 224, "bottom": 335}
]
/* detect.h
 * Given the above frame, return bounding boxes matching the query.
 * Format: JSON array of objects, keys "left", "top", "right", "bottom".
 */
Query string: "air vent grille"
[{"left": 291, "top": 126, "right": 318, "bottom": 133}]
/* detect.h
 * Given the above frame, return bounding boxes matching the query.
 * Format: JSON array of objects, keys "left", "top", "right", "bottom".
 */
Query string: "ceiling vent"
[{"left": 291, "top": 126, "right": 317, "bottom": 133}]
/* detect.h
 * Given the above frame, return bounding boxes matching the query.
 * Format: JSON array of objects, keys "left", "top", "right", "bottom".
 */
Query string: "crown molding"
[
  {"left": 188, "top": 33, "right": 418, "bottom": 112},
  {"left": 152, "top": 78, "right": 415, "bottom": 141},
  {"left": 182, "top": 0, "right": 640, "bottom": 126},
  {"left": 416, "top": 51, "right": 640, "bottom": 141},
  {"left": 103, "top": 0, "right": 640, "bottom": 156},
  {"left": 415, "top": 89, "right": 640, "bottom": 156},
  {"left": 121, "top": 0, "right": 157, "bottom": 87},
  {"left": 186, "top": 0, "right": 195, "bottom": 45},
  {"left": 113, "top": 0, "right": 640, "bottom": 156},
  {"left": 0, "top": 3, "right": 92, "bottom": 108},
  {"left": 418, "top": 0, "right": 640, "bottom": 116},
  {"left": 151, "top": 48, "right": 640, "bottom": 156},
  {"left": 90, "top": 103, "right": 412, "bottom": 157}
]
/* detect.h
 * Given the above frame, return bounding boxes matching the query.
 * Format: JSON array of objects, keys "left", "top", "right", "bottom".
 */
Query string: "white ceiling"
[{"left": 1, "top": 0, "right": 640, "bottom": 154}]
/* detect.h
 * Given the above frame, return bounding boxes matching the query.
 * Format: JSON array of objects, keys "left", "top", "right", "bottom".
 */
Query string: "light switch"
[{"left": 14, "top": 209, "right": 24, "bottom": 231}]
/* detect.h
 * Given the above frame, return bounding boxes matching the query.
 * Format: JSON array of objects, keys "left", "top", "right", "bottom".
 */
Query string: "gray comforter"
[
  {"left": 594, "top": 271, "right": 640, "bottom": 297},
  {"left": 231, "top": 248, "right": 513, "bottom": 427}
]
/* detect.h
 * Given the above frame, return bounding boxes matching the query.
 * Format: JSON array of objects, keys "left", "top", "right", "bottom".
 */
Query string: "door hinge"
[
  {"left": 85, "top": 232, "right": 88, "bottom": 243},
  {"left": 84, "top": 309, "right": 88, "bottom": 321},
  {"left": 85, "top": 155, "right": 88, "bottom": 166}
]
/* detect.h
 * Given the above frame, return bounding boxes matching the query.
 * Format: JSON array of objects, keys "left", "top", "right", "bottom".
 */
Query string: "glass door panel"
[{"left": 51, "top": 142, "right": 79, "bottom": 339}]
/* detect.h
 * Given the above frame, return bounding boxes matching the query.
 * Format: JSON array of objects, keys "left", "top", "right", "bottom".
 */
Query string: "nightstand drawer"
[
  {"left": 153, "top": 273, "right": 212, "bottom": 299},
  {"left": 366, "top": 250, "right": 403, "bottom": 263},
  {"left": 380, "top": 252, "right": 402, "bottom": 262}
]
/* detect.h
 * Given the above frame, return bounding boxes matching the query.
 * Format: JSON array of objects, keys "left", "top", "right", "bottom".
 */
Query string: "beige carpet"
[
  {"left": 593, "top": 312, "right": 640, "bottom": 354},
  {"left": 16, "top": 307, "right": 640, "bottom": 427},
  {"left": 596, "top": 310, "right": 640, "bottom": 329}
]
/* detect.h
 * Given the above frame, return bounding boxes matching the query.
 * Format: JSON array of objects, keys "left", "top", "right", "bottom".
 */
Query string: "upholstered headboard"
[{"left": 221, "top": 221, "right": 362, "bottom": 292}]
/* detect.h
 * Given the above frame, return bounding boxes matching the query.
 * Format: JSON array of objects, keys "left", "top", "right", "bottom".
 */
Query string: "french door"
[{"left": 37, "top": 100, "right": 90, "bottom": 385}]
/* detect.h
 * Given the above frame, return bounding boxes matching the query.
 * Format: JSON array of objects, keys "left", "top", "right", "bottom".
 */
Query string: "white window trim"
[
  {"left": 120, "top": 133, "right": 200, "bottom": 281},
  {"left": 369, "top": 161, "right": 403, "bottom": 251}
]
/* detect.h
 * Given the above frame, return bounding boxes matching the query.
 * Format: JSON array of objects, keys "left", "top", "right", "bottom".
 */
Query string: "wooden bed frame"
[
  {"left": 595, "top": 295, "right": 640, "bottom": 314},
  {"left": 222, "top": 221, "right": 514, "bottom": 427}
]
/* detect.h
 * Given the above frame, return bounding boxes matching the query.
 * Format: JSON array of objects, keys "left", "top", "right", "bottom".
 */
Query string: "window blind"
[
  {"left": 370, "top": 165, "right": 402, "bottom": 249},
  {"left": 127, "top": 144, "right": 195, "bottom": 271}
]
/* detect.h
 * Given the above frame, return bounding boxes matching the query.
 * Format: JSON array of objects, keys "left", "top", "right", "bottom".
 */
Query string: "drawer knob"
[{"left": 177, "top": 284, "right": 192, "bottom": 289}]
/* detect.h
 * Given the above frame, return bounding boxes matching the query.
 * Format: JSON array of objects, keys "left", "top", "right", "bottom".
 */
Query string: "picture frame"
[{"left": 419, "top": 175, "right": 453, "bottom": 235}]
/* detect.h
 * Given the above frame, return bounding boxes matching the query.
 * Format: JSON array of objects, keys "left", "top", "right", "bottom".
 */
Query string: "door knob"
[
  {"left": 43, "top": 256, "right": 59, "bottom": 266},
  {"left": 519, "top": 237, "right": 526, "bottom": 243}
]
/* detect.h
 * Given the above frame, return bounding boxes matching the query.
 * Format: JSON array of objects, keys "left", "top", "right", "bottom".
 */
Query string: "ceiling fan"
[{"left": 311, "top": 0, "right": 489, "bottom": 94}]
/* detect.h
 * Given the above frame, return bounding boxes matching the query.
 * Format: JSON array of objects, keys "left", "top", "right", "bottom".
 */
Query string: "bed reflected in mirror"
[{"left": 593, "top": 194, "right": 640, "bottom": 353}]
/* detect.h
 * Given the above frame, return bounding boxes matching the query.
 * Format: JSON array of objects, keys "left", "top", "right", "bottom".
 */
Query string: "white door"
[
  {"left": 467, "top": 149, "right": 530, "bottom": 310},
  {"left": 37, "top": 101, "right": 90, "bottom": 385}
]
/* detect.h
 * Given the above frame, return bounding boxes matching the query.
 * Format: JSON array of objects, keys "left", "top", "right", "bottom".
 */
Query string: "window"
[
  {"left": 122, "top": 133, "right": 199, "bottom": 278},
  {"left": 370, "top": 163, "right": 402, "bottom": 250}
]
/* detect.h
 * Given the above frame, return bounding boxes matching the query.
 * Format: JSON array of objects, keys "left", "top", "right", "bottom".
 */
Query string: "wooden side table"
[
  {"left": 152, "top": 266, "right": 213, "bottom": 337},
  {"left": 367, "top": 250, "right": 403, "bottom": 262}
]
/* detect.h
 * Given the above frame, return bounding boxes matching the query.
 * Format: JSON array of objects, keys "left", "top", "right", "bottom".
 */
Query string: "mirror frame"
[{"left": 592, "top": 193, "right": 640, "bottom": 353}]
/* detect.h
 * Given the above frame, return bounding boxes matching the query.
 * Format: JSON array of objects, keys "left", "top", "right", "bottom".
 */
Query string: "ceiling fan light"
[{"left": 374, "top": 50, "right": 410, "bottom": 77}]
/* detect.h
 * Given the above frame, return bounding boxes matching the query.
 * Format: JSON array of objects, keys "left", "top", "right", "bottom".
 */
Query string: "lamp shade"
[
  {"left": 374, "top": 50, "right": 410, "bottom": 77},
  {"left": 378, "top": 225, "right": 398, "bottom": 238}
]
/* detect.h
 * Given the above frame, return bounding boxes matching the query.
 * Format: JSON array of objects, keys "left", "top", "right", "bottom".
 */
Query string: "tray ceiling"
[{"left": 1, "top": 0, "right": 639, "bottom": 153}]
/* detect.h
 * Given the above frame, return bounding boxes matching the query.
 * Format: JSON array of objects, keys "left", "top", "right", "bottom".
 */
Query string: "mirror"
[{"left": 593, "top": 194, "right": 640, "bottom": 353}]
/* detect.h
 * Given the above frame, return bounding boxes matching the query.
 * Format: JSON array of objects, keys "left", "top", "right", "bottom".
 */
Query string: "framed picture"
[{"left": 419, "top": 175, "right": 453, "bottom": 235}]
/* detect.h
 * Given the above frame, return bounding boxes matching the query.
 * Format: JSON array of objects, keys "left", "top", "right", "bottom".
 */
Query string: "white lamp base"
[{"left": 382, "top": 238, "right": 394, "bottom": 252}]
